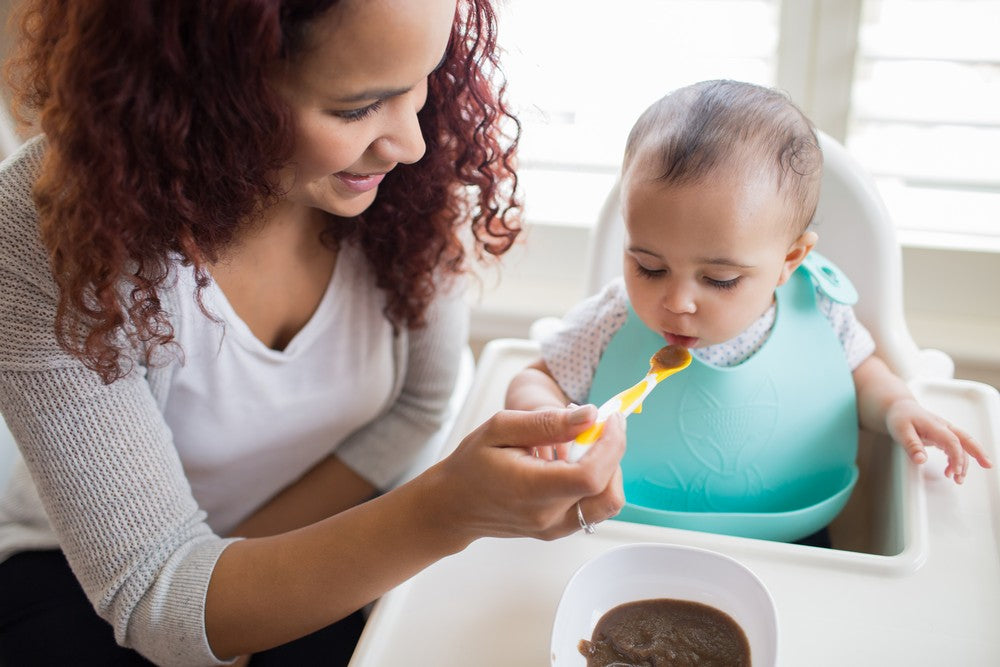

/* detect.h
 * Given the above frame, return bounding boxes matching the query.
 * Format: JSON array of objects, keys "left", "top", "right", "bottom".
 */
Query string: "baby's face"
[{"left": 621, "top": 167, "right": 810, "bottom": 349}]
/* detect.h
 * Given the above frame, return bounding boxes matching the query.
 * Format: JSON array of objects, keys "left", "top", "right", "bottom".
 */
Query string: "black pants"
[{"left": 0, "top": 550, "right": 365, "bottom": 666}]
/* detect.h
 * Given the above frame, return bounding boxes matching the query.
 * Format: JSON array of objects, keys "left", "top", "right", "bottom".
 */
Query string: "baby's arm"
[
  {"left": 506, "top": 359, "right": 573, "bottom": 412},
  {"left": 853, "top": 355, "right": 992, "bottom": 483}
]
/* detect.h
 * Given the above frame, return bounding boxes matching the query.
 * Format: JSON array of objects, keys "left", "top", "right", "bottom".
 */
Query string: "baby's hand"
[{"left": 885, "top": 398, "right": 993, "bottom": 483}]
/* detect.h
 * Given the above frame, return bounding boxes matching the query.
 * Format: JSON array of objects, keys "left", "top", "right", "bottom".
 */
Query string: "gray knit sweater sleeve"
[
  {"left": 0, "top": 138, "right": 236, "bottom": 666},
  {"left": 336, "top": 274, "right": 469, "bottom": 489}
]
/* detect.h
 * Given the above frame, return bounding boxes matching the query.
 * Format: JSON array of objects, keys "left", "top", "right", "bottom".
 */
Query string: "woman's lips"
[
  {"left": 664, "top": 332, "right": 699, "bottom": 348},
  {"left": 334, "top": 171, "right": 386, "bottom": 193}
]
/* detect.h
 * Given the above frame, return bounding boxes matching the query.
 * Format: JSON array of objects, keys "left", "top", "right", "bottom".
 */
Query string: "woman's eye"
[
  {"left": 705, "top": 276, "right": 741, "bottom": 290},
  {"left": 331, "top": 99, "right": 384, "bottom": 122}
]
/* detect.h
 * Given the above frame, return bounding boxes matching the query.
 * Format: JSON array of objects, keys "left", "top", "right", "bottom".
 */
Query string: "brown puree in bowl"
[{"left": 578, "top": 598, "right": 750, "bottom": 666}]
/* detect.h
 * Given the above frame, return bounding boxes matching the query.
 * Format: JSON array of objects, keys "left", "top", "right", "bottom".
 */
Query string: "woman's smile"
[{"left": 334, "top": 171, "right": 388, "bottom": 193}]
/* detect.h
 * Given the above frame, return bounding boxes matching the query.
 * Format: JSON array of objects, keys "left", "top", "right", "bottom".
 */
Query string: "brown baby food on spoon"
[
  {"left": 579, "top": 598, "right": 750, "bottom": 666},
  {"left": 649, "top": 345, "right": 691, "bottom": 379}
]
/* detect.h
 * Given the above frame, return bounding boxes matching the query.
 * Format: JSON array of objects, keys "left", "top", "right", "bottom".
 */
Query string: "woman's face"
[{"left": 272, "top": 0, "right": 458, "bottom": 218}]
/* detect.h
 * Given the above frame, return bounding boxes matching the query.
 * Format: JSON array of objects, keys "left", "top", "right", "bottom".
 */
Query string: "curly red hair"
[{"left": 5, "top": 0, "right": 521, "bottom": 384}]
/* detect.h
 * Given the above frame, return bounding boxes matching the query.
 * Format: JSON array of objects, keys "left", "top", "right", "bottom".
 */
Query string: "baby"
[{"left": 506, "top": 80, "right": 992, "bottom": 543}]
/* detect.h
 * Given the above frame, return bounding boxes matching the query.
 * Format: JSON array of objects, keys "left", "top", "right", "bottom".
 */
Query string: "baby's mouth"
[{"left": 663, "top": 332, "right": 699, "bottom": 348}]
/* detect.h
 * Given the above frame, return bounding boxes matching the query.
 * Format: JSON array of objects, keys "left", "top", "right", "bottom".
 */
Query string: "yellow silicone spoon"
[{"left": 567, "top": 345, "right": 692, "bottom": 462}]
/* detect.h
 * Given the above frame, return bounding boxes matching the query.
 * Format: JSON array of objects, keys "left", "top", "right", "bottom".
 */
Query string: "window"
[
  {"left": 847, "top": 0, "right": 1000, "bottom": 249},
  {"left": 498, "top": 0, "right": 779, "bottom": 226},
  {"left": 494, "top": 0, "right": 999, "bottom": 245}
]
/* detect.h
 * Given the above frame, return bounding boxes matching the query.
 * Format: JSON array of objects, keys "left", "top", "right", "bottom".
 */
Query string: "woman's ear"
[{"left": 776, "top": 230, "right": 818, "bottom": 286}]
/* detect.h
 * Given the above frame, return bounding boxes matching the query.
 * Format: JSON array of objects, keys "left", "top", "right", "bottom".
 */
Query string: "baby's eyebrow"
[
  {"left": 629, "top": 246, "right": 754, "bottom": 270},
  {"left": 696, "top": 256, "right": 754, "bottom": 269},
  {"left": 627, "top": 245, "right": 662, "bottom": 259}
]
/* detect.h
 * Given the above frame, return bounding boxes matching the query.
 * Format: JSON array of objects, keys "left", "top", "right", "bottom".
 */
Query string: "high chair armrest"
[{"left": 912, "top": 348, "right": 955, "bottom": 380}]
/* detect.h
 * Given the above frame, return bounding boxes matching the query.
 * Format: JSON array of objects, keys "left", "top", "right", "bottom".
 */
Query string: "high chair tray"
[{"left": 350, "top": 339, "right": 1000, "bottom": 667}]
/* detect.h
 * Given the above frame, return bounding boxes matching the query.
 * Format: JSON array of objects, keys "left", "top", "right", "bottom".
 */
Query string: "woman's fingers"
[
  {"left": 476, "top": 405, "right": 598, "bottom": 450},
  {"left": 442, "top": 408, "right": 625, "bottom": 542},
  {"left": 568, "top": 456, "right": 626, "bottom": 535},
  {"left": 523, "top": 412, "right": 626, "bottom": 537}
]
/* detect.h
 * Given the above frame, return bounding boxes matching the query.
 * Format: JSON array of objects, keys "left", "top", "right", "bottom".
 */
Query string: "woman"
[{"left": 0, "top": 1, "right": 626, "bottom": 664}]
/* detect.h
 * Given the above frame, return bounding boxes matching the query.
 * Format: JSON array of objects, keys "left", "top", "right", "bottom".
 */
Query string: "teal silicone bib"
[{"left": 588, "top": 254, "right": 860, "bottom": 542}]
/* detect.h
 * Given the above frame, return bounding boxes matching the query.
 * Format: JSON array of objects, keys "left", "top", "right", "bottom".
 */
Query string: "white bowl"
[{"left": 551, "top": 543, "right": 778, "bottom": 666}]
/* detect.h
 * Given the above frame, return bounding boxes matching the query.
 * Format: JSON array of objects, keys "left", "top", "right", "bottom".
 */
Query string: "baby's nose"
[{"left": 661, "top": 285, "right": 696, "bottom": 314}]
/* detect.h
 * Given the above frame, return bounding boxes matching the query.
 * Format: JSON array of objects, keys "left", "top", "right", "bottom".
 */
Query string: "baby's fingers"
[
  {"left": 952, "top": 425, "right": 993, "bottom": 470},
  {"left": 896, "top": 422, "right": 927, "bottom": 465},
  {"left": 923, "top": 425, "right": 968, "bottom": 483}
]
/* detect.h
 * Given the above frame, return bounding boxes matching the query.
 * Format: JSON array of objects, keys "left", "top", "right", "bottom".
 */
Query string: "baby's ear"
[{"left": 777, "top": 230, "right": 818, "bottom": 286}]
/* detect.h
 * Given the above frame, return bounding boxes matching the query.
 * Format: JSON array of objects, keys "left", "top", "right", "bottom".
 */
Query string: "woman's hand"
[
  {"left": 886, "top": 398, "right": 992, "bottom": 484},
  {"left": 430, "top": 405, "right": 626, "bottom": 545}
]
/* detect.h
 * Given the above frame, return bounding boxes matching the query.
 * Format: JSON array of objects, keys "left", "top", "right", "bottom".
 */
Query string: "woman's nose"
[{"left": 371, "top": 91, "right": 427, "bottom": 165}]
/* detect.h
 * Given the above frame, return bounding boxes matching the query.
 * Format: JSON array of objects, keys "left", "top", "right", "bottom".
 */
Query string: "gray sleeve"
[
  {"left": 540, "top": 279, "right": 629, "bottom": 405},
  {"left": 0, "top": 367, "right": 236, "bottom": 667},
  {"left": 0, "top": 140, "right": 236, "bottom": 666},
  {"left": 336, "top": 276, "right": 469, "bottom": 490}
]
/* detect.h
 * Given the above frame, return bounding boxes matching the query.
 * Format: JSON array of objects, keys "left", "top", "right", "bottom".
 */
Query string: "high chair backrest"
[{"left": 583, "top": 130, "right": 939, "bottom": 381}]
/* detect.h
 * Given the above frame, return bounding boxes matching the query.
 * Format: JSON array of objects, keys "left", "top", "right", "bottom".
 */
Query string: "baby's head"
[{"left": 619, "top": 80, "right": 822, "bottom": 349}]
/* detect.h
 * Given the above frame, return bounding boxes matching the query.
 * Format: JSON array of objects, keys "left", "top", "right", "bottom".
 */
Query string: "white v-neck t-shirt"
[{"left": 162, "top": 242, "right": 394, "bottom": 533}]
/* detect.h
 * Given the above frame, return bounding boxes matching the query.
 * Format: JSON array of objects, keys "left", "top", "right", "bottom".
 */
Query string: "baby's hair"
[{"left": 623, "top": 79, "right": 822, "bottom": 234}]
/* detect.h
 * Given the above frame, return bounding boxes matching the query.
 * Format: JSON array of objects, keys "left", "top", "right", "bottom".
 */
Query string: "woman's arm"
[
  {"left": 228, "top": 455, "right": 375, "bottom": 538},
  {"left": 205, "top": 406, "right": 625, "bottom": 659}
]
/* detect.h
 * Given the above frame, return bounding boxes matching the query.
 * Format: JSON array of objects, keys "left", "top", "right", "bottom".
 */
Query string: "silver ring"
[{"left": 576, "top": 501, "right": 596, "bottom": 534}]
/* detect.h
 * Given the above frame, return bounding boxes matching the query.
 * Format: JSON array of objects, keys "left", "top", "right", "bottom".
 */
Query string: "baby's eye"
[
  {"left": 705, "top": 276, "right": 741, "bottom": 290},
  {"left": 635, "top": 264, "right": 666, "bottom": 279}
]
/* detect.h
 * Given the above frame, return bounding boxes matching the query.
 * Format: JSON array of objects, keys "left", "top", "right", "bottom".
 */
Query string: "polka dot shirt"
[{"left": 540, "top": 278, "right": 876, "bottom": 405}]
